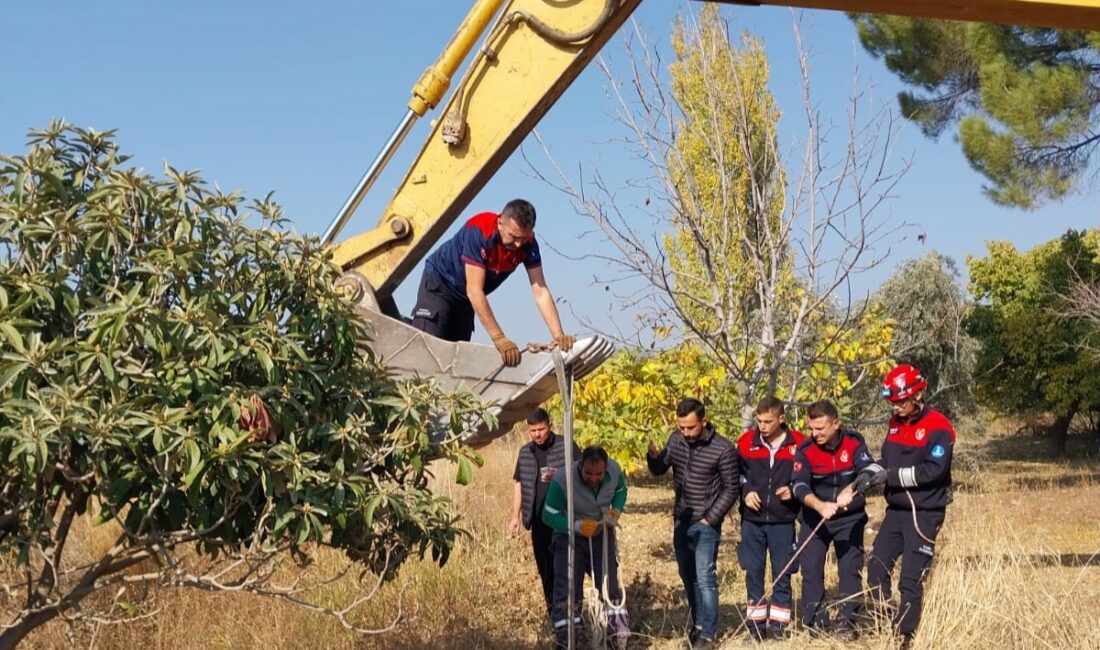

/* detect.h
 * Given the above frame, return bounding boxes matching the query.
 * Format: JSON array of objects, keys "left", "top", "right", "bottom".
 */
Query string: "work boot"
[
  {"left": 898, "top": 632, "right": 915, "bottom": 650},
  {"left": 746, "top": 620, "right": 766, "bottom": 642},
  {"left": 691, "top": 636, "right": 715, "bottom": 649},
  {"left": 834, "top": 621, "right": 860, "bottom": 641},
  {"left": 765, "top": 623, "right": 788, "bottom": 641}
]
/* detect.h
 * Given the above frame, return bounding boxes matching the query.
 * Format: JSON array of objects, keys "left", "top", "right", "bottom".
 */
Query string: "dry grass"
[{"left": 7, "top": 425, "right": 1100, "bottom": 649}]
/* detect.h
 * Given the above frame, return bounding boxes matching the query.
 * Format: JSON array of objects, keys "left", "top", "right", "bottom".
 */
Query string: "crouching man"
[{"left": 542, "top": 446, "right": 629, "bottom": 648}]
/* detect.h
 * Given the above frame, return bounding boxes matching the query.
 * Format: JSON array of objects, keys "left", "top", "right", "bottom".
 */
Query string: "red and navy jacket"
[
  {"left": 736, "top": 426, "right": 805, "bottom": 524},
  {"left": 424, "top": 211, "right": 542, "bottom": 301},
  {"left": 791, "top": 429, "right": 874, "bottom": 522},
  {"left": 881, "top": 405, "right": 955, "bottom": 511}
]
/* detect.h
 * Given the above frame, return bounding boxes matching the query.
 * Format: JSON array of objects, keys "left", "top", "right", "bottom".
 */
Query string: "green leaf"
[
  {"left": 256, "top": 348, "right": 274, "bottom": 380},
  {"left": 363, "top": 494, "right": 382, "bottom": 526},
  {"left": 0, "top": 322, "right": 25, "bottom": 353},
  {"left": 455, "top": 456, "right": 473, "bottom": 486},
  {"left": 98, "top": 354, "right": 116, "bottom": 382},
  {"left": 274, "top": 506, "right": 296, "bottom": 535},
  {"left": 13, "top": 170, "right": 27, "bottom": 204},
  {"left": 0, "top": 362, "right": 28, "bottom": 392},
  {"left": 182, "top": 458, "right": 205, "bottom": 490}
]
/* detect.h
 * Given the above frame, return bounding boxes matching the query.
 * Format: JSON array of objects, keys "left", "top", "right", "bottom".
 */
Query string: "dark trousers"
[
  {"left": 738, "top": 519, "right": 796, "bottom": 629},
  {"left": 532, "top": 517, "right": 555, "bottom": 613},
  {"left": 798, "top": 513, "right": 866, "bottom": 629},
  {"left": 409, "top": 272, "right": 475, "bottom": 342},
  {"left": 673, "top": 520, "right": 722, "bottom": 640},
  {"left": 550, "top": 529, "right": 622, "bottom": 631},
  {"left": 867, "top": 508, "right": 945, "bottom": 636}
]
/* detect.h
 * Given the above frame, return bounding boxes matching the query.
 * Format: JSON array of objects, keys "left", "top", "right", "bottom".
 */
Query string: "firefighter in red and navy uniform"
[
  {"left": 791, "top": 400, "right": 875, "bottom": 636},
  {"left": 409, "top": 198, "right": 574, "bottom": 365},
  {"left": 735, "top": 396, "right": 805, "bottom": 640},
  {"left": 867, "top": 364, "right": 955, "bottom": 646}
]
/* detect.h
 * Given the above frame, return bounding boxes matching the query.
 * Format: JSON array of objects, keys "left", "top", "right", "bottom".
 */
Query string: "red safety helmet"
[{"left": 881, "top": 364, "right": 927, "bottom": 402}]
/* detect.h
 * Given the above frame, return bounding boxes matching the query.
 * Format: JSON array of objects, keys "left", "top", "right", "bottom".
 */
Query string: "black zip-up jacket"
[
  {"left": 513, "top": 433, "right": 581, "bottom": 528},
  {"left": 792, "top": 429, "right": 873, "bottom": 523},
  {"left": 881, "top": 405, "right": 955, "bottom": 511},
  {"left": 647, "top": 424, "right": 739, "bottom": 525},
  {"left": 736, "top": 426, "right": 806, "bottom": 524}
]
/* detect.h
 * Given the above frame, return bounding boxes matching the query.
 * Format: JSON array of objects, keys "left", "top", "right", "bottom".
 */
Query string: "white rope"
[
  {"left": 599, "top": 514, "right": 627, "bottom": 610},
  {"left": 584, "top": 518, "right": 628, "bottom": 645}
]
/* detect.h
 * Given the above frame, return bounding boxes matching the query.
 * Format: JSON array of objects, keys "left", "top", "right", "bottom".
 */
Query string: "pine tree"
[{"left": 852, "top": 15, "right": 1100, "bottom": 208}]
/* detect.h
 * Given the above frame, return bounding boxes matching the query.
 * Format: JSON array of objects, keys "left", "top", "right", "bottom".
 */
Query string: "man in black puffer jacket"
[{"left": 647, "top": 398, "right": 739, "bottom": 649}]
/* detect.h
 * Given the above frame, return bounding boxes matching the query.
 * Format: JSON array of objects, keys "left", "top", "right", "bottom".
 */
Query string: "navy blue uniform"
[
  {"left": 736, "top": 427, "right": 804, "bottom": 634},
  {"left": 868, "top": 406, "right": 955, "bottom": 637},
  {"left": 791, "top": 430, "right": 874, "bottom": 630},
  {"left": 411, "top": 211, "right": 541, "bottom": 341}
]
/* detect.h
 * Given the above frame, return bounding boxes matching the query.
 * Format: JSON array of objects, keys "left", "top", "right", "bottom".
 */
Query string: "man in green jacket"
[{"left": 542, "top": 446, "right": 628, "bottom": 648}]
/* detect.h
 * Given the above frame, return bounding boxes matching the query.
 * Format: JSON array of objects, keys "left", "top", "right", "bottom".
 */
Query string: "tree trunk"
[
  {"left": 0, "top": 609, "right": 59, "bottom": 650},
  {"left": 1050, "top": 412, "right": 1074, "bottom": 456}
]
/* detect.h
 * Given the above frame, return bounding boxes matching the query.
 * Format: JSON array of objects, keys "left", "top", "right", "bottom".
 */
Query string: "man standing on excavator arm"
[{"left": 410, "top": 198, "right": 574, "bottom": 366}]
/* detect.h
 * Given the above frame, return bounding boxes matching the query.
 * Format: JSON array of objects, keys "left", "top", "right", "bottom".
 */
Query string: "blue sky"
[{"left": 3, "top": 1, "right": 1095, "bottom": 345}]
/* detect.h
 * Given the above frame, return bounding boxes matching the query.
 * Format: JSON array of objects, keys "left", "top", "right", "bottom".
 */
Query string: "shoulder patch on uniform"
[
  {"left": 931, "top": 444, "right": 946, "bottom": 458},
  {"left": 793, "top": 461, "right": 802, "bottom": 472}
]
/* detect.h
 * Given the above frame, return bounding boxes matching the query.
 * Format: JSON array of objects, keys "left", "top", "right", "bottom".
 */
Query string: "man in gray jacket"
[
  {"left": 508, "top": 408, "right": 581, "bottom": 616},
  {"left": 542, "top": 446, "right": 629, "bottom": 648},
  {"left": 647, "top": 398, "right": 739, "bottom": 648}
]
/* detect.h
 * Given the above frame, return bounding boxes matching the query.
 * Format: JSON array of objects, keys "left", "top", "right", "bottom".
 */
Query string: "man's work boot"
[
  {"left": 747, "top": 620, "right": 766, "bottom": 642},
  {"left": 835, "top": 621, "right": 860, "bottom": 641}
]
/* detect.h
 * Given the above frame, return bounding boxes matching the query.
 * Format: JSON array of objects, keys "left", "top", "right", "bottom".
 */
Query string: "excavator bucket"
[{"left": 356, "top": 307, "right": 613, "bottom": 447}]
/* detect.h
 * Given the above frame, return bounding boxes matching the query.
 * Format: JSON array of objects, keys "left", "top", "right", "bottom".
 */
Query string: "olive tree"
[
  {"left": 0, "top": 122, "right": 488, "bottom": 646},
  {"left": 873, "top": 252, "right": 979, "bottom": 418}
]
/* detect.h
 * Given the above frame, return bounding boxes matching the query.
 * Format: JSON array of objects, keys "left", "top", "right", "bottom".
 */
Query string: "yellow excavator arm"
[
  {"left": 328, "top": 0, "right": 642, "bottom": 304},
  {"left": 324, "top": 0, "right": 1100, "bottom": 446}
]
